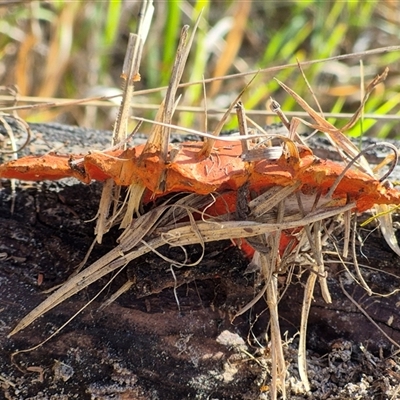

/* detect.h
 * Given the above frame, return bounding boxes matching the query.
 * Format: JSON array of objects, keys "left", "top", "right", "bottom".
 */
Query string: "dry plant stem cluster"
[
  {"left": 8, "top": 190, "right": 355, "bottom": 389},
  {"left": 95, "top": 0, "right": 154, "bottom": 243},
  {"left": 3, "top": 8, "right": 400, "bottom": 400}
]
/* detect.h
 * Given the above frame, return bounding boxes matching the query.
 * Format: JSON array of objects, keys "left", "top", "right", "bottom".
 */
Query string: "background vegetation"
[{"left": 1, "top": 0, "right": 400, "bottom": 139}]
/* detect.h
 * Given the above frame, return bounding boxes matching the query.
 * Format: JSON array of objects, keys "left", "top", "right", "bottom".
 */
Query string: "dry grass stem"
[
  {"left": 94, "top": 3, "right": 153, "bottom": 243},
  {"left": 339, "top": 278, "right": 400, "bottom": 350},
  {"left": 9, "top": 194, "right": 356, "bottom": 337},
  {"left": 199, "top": 73, "right": 258, "bottom": 157}
]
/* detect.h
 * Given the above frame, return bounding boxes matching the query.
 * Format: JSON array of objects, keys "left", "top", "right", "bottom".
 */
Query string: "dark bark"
[{"left": 1, "top": 122, "right": 400, "bottom": 399}]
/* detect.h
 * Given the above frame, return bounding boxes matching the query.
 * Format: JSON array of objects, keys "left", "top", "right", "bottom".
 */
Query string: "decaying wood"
[
  {"left": 1, "top": 160, "right": 400, "bottom": 399},
  {"left": 2, "top": 122, "right": 400, "bottom": 399},
  {"left": 2, "top": 8, "right": 400, "bottom": 395}
]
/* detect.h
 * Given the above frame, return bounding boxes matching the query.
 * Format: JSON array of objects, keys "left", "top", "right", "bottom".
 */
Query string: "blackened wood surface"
[{"left": 1, "top": 122, "right": 400, "bottom": 399}]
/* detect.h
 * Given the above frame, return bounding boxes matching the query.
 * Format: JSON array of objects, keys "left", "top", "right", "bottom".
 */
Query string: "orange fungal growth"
[{"left": 1, "top": 139, "right": 400, "bottom": 213}]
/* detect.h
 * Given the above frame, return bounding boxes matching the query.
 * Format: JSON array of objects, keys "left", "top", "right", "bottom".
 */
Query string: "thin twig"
[{"left": 339, "top": 277, "right": 400, "bottom": 349}]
